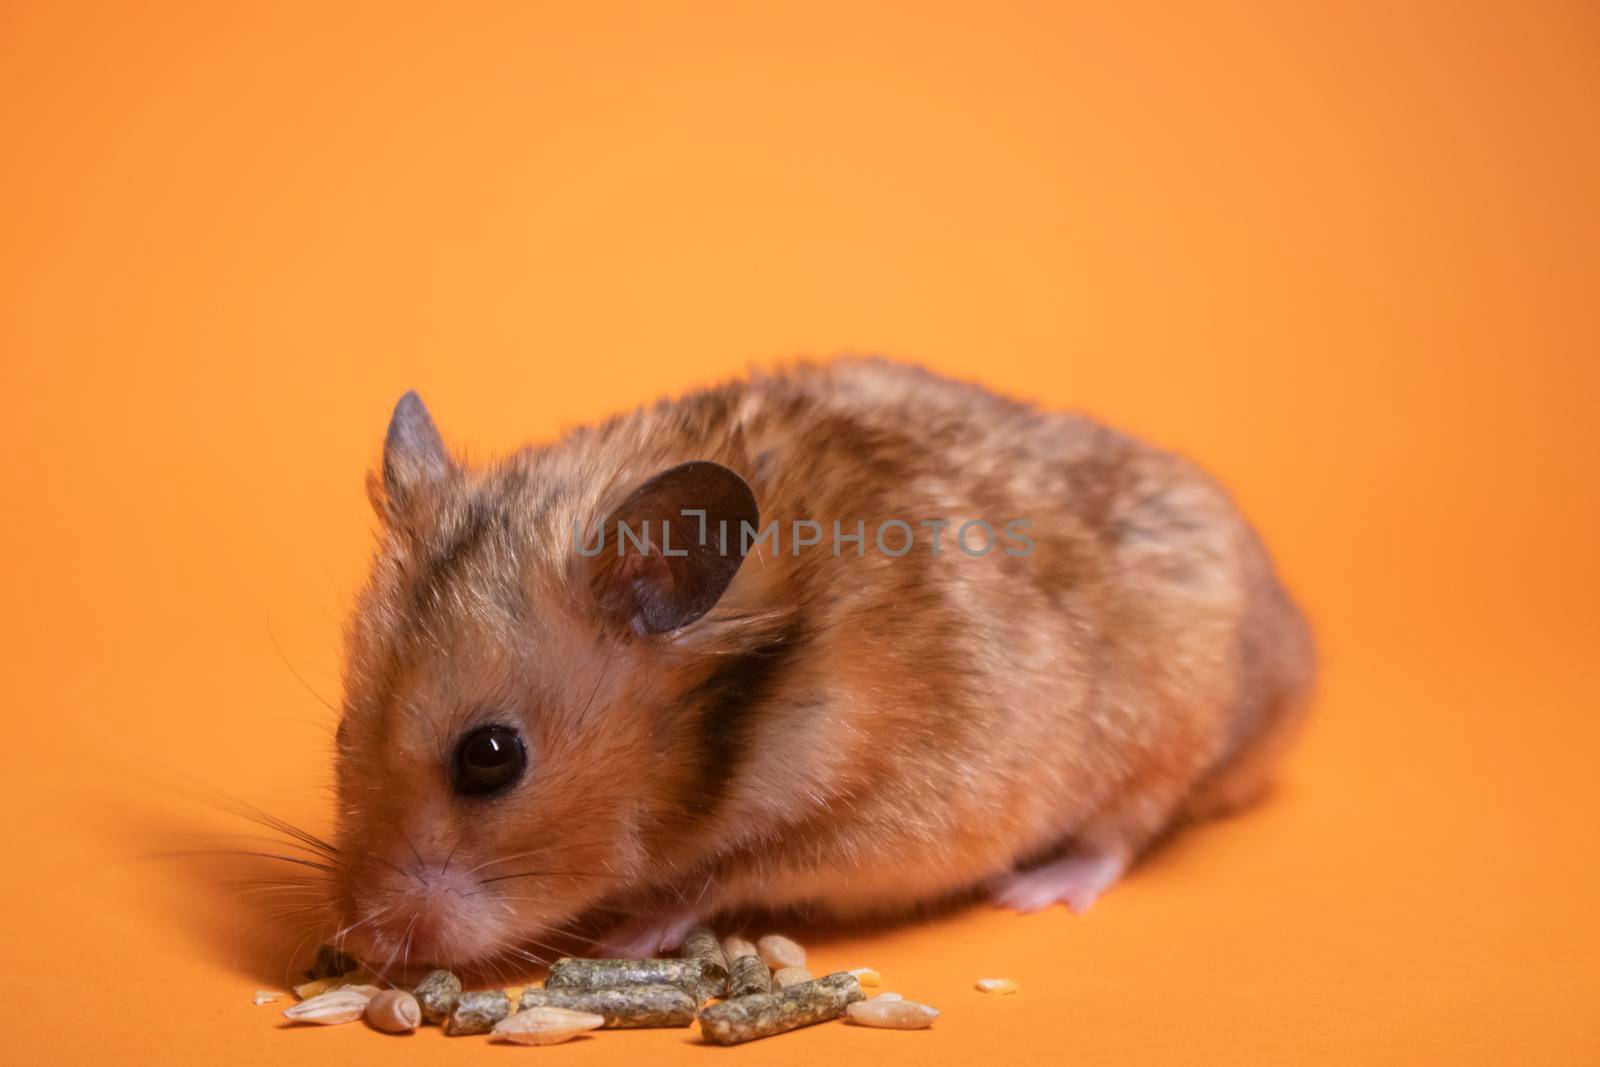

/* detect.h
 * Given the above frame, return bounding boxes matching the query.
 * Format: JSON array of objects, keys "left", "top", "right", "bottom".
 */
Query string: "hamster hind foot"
[{"left": 988, "top": 843, "right": 1130, "bottom": 914}]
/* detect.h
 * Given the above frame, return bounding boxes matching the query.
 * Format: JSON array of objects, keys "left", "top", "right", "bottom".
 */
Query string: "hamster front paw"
[{"left": 592, "top": 911, "right": 701, "bottom": 958}]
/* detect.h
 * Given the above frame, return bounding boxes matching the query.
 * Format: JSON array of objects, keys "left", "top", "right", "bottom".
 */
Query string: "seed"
[
  {"left": 492, "top": 1006, "right": 607, "bottom": 1046},
  {"left": 697, "top": 972, "right": 864, "bottom": 1045},
  {"left": 975, "top": 977, "right": 1020, "bottom": 995},
  {"left": 282, "top": 987, "right": 378, "bottom": 1026},
  {"left": 302, "top": 943, "right": 359, "bottom": 981},
  {"left": 514, "top": 985, "right": 698, "bottom": 1028},
  {"left": 772, "top": 966, "right": 814, "bottom": 989},
  {"left": 293, "top": 972, "right": 375, "bottom": 1000},
  {"left": 874, "top": 992, "right": 904, "bottom": 1002},
  {"left": 292, "top": 977, "right": 339, "bottom": 1000},
  {"left": 681, "top": 925, "right": 730, "bottom": 997},
  {"left": 443, "top": 990, "right": 512, "bottom": 1035},
  {"left": 846, "top": 997, "right": 940, "bottom": 1029},
  {"left": 546, "top": 957, "right": 706, "bottom": 995},
  {"left": 722, "top": 935, "right": 758, "bottom": 961},
  {"left": 252, "top": 990, "right": 282, "bottom": 1006},
  {"left": 756, "top": 933, "right": 806, "bottom": 970},
  {"left": 848, "top": 967, "right": 882, "bottom": 987},
  {"left": 726, "top": 953, "right": 772, "bottom": 998},
  {"left": 365, "top": 989, "right": 421, "bottom": 1034},
  {"left": 412, "top": 969, "right": 462, "bottom": 1025}
]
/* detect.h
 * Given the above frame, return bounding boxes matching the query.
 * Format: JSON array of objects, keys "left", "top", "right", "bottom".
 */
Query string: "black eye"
[{"left": 453, "top": 725, "right": 527, "bottom": 797}]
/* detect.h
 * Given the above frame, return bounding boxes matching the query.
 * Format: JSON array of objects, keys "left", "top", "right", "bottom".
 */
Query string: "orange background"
[{"left": 2, "top": 2, "right": 1597, "bottom": 1063}]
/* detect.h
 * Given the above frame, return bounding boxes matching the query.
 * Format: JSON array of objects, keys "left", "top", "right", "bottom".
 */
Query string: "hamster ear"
[
  {"left": 589, "top": 461, "right": 759, "bottom": 635},
  {"left": 370, "top": 391, "right": 453, "bottom": 520}
]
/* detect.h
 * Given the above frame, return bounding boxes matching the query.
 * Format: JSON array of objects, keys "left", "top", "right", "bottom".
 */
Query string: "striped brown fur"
[{"left": 329, "top": 358, "right": 1314, "bottom": 966}]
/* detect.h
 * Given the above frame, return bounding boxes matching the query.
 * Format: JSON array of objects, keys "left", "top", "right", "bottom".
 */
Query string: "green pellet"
[
  {"left": 412, "top": 968, "right": 462, "bottom": 1025},
  {"left": 681, "top": 925, "right": 730, "bottom": 997},
  {"left": 697, "top": 972, "right": 864, "bottom": 1045},
  {"left": 514, "top": 984, "right": 698, "bottom": 1028},
  {"left": 546, "top": 957, "right": 706, "bottom": 995},
  {"left": 727, "top": 952, "right": 772, "bottom": 997},
  {"left": 443, "top": 989, "right": 511, "bottom": 1035}
]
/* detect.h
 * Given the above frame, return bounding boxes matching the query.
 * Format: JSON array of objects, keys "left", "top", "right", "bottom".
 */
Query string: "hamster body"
[{"left": 332, "top": 358, "right": 1314, "bottom": 966}]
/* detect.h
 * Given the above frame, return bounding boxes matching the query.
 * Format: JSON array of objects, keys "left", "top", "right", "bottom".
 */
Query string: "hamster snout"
[
  {"left": 335, "top": 854, "right": 502, "bottom": 965},
  {"left": 330, "top": 360, "right": 1314, "bottom": 967}
]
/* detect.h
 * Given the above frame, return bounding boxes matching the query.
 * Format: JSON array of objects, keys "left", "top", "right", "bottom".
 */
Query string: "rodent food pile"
[{"left": 266, "top": 928, "right": 1003, "bottom": 1046}]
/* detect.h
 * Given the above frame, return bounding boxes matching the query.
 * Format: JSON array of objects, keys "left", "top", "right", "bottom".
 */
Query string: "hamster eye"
[{"left": 453, "top": 724, "right": 527, "bottom": 797}]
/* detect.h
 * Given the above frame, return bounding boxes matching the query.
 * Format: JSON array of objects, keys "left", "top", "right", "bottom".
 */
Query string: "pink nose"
[{"left": 340, "top": 859, "right": 502, "bottom": 969}]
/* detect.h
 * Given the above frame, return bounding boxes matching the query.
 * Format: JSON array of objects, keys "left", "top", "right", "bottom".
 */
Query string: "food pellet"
[
  {"left": 975, "top": 977, "right": 1019, "bottom": 995},
  {"left": 756, "top": 934, "right": 806, "bottom": 970},
  {"left": 681, "top": 925, "right": 730, "bottom": 997},
  {"left": 845, "top": 997, "right": 940, "bottom": 1030},
  {"left": 514, "top": 984, "right": 698, "bottom": 1028},
  {"left": 303, "top": 943, "right": 359, "bottom": 981},
  {"left": 365, "top": 989, "right": 421, "bottom": 1034},
  {"left": 282, "top": 987, "right": 378, "bottom": 1026},
  {"left": 727, "top": 953, "right": 772, "bottom": 997},
  {"left": 697, "top": 972, "right": 864, "bottom": 1045},
  {"left": 772, "top": 966, "right": 814, "bottom": 989},
  {"left": 546, "top": 957, "right": 707, "bottom": 995},
  {"left": 266, "top": 930, "right": 943, "bottom": 1047},
  {"left": 722, "top": 935, "right": 758, "bottom": 961},
  {"left": 491, "top": 1006, "right": 606, "bottom": 1046},
  {"left": 412, "top": 969, "right": 462, "bottom": 1025},
  {"left": 443, "top": 990, "right": 512, "bottom": 1035}
]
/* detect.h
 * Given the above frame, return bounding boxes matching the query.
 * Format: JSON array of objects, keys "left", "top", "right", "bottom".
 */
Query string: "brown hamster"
[{"left": 329, "top": 358, "right": 1314, "bottom": 968}]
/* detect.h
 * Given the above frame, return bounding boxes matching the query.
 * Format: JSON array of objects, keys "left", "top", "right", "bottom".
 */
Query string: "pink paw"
[
  {"left": 990, "top": 848, "right": 1127, "bottom": 914},
  {"left": 593, "top": 911, "right": 700, "bottom": 958}
]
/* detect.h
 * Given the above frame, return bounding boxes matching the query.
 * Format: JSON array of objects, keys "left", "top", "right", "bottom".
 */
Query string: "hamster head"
[{"left": 329, "top": 392, "right": 761, "bottom": 969}]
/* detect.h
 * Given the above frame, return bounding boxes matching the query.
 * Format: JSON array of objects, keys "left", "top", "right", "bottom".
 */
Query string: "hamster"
[{"left": 329, "top": 358, "right": 1314, "bottom": 968}]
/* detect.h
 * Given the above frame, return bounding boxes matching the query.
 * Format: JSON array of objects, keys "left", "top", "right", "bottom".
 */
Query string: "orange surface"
[{"left": 3, "top": 2, "right": 1597, "bottom": 1063}]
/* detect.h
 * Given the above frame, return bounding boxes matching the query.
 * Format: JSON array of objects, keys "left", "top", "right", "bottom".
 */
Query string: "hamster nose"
[{"left": 340, "top": 852, "right": 504, "bottom": 967}]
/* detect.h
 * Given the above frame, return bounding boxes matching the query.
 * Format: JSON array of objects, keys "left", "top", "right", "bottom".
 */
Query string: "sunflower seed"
[
  {"left": 365, "top": 989, "right": 421, "bottom": 1034},
  {"left": 292, "top": 976, "right": 339, "bottom": 1000},
  {"left": 282, "top": 986, "right": 378, "bottom": 1025},
  {"left": 772, "top": 966, "right": 814, "bottom": 989},
  {"left": 975, "top": 977, "right": 1020, "bottom": 995},
  {"left": 492, "top": 1006, "right": 607, "bottom": 1046},
  {"left": 846, "top": 997, "right": 939, "bottom": 1029},
  {"left": 756, "top": 934, "right": 806, "bottom": 970},
  {"left": 722, "top": 935, "right": 758, "bottom": 961}
]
